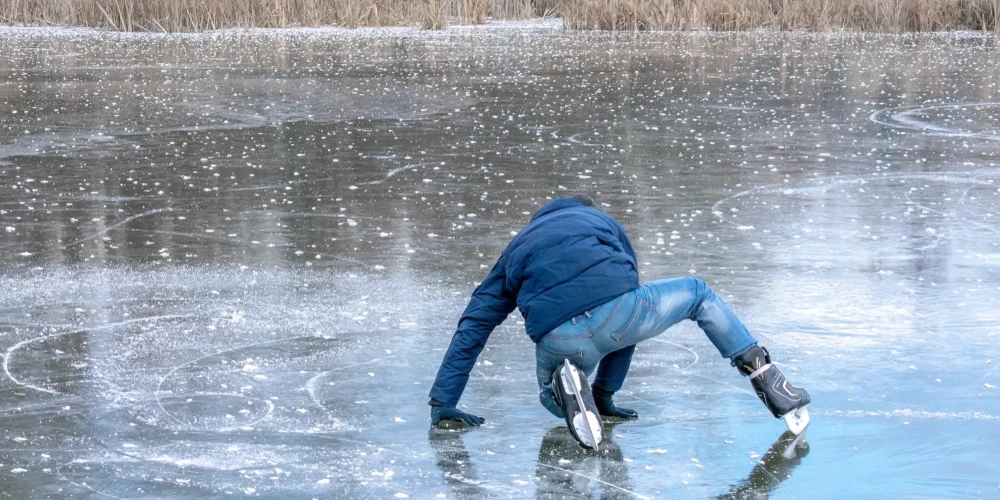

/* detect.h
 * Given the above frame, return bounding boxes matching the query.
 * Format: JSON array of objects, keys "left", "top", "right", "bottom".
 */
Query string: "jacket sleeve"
[{"left": 429, "top": 255, "right": 517, "bottom": 407}]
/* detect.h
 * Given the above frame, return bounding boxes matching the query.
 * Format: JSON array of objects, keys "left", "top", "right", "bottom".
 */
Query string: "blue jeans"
[{"left": 536, "top": 277, "right": 757, "bottom": 418}]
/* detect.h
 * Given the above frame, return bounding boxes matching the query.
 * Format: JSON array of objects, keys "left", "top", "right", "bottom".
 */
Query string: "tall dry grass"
[
  {"left": 491, "top": 0, "right": 536, "bottom": 18},
  {"left": 0, "top": 0, "right": 995, "bottom": 32},
  {"left": 0, "top": 0, "right": 498, "bottom": 30},
  {"left": 453, "top": 0, "right": 488, "bottom": 24},
  {"left": 561, "top": 0, "right": 998, "bottom": 32},
  {"left": 530, "top": 0, "right": 562, "bottom": 16},
  {"left": 420, "top": 0, "right": 448, "bottom": 29}
]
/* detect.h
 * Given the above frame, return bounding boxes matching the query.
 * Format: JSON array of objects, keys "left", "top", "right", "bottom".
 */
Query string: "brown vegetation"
[
  {"left": 0, "top": 0, "right": 420, "bottom": 31},
  {"left": 0, "top": 0, "right": 526, "bottom": 31},
  {"left": 0, "top": 0, "right": 995, "bottom": 32},
  {"left": 562, "top": 0, "right": 998, "bottom": 33}
]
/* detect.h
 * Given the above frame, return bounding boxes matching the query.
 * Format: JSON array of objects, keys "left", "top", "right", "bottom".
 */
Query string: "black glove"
[
  {"left": 429, "top": 399, "right": 485, "bottom": 427},
  {"left": 592, "top": 385, "right": 639, "bottom": 420}
]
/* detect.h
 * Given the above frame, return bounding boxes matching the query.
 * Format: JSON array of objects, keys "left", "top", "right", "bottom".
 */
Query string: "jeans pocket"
[
  {"left": 538, "top": 315, "right": 608, "bottom": 376},
  {"left": 587, "top": 292, "right": 641, "bottom": 346},
  {"left": 588, "top": 294, "right": 628, "bottom": 336},
  {"left": 537, "top": 342, "right": 586, "bottom": 370},
  {"left": 608, "top": 297, "right": 645, "bottom": 347}
]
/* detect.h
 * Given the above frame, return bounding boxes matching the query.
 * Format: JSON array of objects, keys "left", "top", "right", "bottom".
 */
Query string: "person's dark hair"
[{"left": 571, "top": 193, "right": 596, "bottom": 207}]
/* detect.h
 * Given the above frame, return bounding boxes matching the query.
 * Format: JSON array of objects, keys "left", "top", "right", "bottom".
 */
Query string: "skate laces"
[
  {"left": 748, "top": 363, "right": 772, "bottom": 379},
  {"left": 738, "top": 346, "right": 772, "bottom": 378}
]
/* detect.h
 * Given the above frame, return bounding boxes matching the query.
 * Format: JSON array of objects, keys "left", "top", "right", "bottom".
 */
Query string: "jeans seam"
[
  {"left": 610, "top": 298, "right": 643, "bottom": 344},
  {"left": 537, "top": 343, "right": 584, "bottom": 362},
  {"left": 589, "top": 294, "right": 626, "bottom": 337},
  {"left": 589, "top": 334, "right": 605, "bottom": 354}
]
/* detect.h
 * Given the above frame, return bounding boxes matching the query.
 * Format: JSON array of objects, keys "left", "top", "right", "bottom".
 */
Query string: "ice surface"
[{"left": 1, "top": 23, "right": 999, "bottom": 498}]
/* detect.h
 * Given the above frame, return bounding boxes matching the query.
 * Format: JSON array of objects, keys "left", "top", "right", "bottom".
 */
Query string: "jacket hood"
[{"left": 530, "top": 198, "right": 587, "bottom": 222}]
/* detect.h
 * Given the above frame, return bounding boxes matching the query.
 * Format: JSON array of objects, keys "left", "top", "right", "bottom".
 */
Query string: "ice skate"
[
  {"left": 735, "top": 345, "right": 811, "bottom": 435},
  {"left": 551, "top": 359, "right": 603, "bottom": 451}
]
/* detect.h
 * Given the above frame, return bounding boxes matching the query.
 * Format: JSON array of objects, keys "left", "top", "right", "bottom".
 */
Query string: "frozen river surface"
[{"left": 1, "top": 22, "right": 999, "bottom": 499}]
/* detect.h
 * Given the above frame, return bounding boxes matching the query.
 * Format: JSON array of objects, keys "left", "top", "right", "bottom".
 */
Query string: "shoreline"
[{"left": 0, "top": 18, "right": 997, "bottom": 37}]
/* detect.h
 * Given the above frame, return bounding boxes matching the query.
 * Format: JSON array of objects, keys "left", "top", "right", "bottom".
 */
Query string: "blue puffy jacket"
[{"left": 429, "top": 197, "right": 640, "bottom": 407}]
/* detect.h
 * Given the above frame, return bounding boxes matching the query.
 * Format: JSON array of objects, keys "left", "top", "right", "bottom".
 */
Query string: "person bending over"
[{"left": 428, "top": 194, "right": 810, "bottom": 447}]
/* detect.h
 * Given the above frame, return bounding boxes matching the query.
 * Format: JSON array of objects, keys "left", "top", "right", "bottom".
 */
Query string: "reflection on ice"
[
  {"left": 717, "top": 431, "right": 809, "bottom": 500},
  {"left": 533, "top": 424, "right": 640, "bottom": 500}
]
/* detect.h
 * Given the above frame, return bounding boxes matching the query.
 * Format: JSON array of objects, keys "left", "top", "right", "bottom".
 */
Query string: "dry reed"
[
  {"left": 561, "top": 0, "right": 998, "bottom": 32},
  {"left": 420, "top": 0, "right": 448, "bottom": 29},
  {"left": 0, "top": 0, "right": 995, "bottom": 32}
]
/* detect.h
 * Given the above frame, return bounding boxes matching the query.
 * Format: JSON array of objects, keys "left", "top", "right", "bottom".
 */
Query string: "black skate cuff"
[{"left": 591, "top": 385, "right": 614, "bottom": 397}]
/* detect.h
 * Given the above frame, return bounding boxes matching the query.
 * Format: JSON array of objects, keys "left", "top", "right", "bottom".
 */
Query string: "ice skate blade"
[
  {"left": 557, "top": 360, "right": 603, "bottom": 451},
  {"left": 572, "top": 410, "right": 602, "bottom": 450},
  {"left": 782, "top": 406, "right": 809, "bottom": 436}
]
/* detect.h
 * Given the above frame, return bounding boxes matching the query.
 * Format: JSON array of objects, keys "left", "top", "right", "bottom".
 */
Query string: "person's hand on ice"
[{"left": 429, "top": 399, "right": 484, "bottom": 427}]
